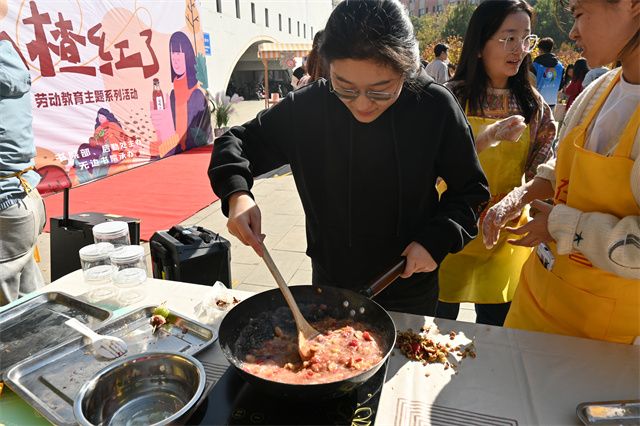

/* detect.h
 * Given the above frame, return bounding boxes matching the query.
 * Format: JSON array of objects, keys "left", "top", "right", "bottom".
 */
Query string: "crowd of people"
[{"left": 211, "top": 0, "right": 639, "bottom": 345}]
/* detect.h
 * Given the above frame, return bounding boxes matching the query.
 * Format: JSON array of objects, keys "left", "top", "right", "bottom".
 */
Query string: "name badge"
[{"left": 536, "top": 243, "right": 555, "bottom": 271}]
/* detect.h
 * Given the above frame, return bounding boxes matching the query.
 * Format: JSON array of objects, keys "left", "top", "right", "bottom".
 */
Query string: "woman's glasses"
[
  {"left": 496, "top": 34, "right": 539, "bottom": 53},
  {"left": 329, "top": 78, "right": 403, "bottom": 102}
]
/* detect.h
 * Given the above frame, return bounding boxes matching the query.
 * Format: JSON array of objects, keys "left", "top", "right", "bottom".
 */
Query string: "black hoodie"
[
  {"left": 533, "top": 52, "right": 560, "bottom": 69},
  {"left": 208, "top": 69, "right": 489, "bottom": 293}
]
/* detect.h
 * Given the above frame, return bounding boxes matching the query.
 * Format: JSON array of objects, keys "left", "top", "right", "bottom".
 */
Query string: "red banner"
[{"left": 1, "top": 0, "right": 211, "bottom": 193}]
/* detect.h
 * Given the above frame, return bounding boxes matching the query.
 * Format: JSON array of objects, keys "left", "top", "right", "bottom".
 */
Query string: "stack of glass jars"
[
  {"left": 110, "top": 245, "right": 147, "bottom": 304},
  {"left": 78, "top": 221, "right": 148, "bottom": 305},
  {"left": 79, "top": 242, "right": 117, "bottom": 303}
]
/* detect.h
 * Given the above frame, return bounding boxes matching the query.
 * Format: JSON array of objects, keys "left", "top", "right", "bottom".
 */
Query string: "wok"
[{"left": 218, "top": 260, "right": 405, "bottom": 400}]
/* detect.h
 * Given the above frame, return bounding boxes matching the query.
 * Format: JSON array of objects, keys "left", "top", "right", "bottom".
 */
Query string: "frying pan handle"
[{"left": 362, "top": 258, "right": 407, "bottom": 298}]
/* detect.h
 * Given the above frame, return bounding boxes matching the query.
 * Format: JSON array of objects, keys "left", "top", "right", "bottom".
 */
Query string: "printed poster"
[{"left": 0, "top": 0, "right": 212, "bottom": 193}]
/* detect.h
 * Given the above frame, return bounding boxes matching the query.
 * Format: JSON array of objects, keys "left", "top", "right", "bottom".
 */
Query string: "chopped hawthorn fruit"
[
  {"left": 242, "top": 318, "right": 383, "bottom": 384},
  {"left": 150, "top": 314, "right": 166, "bottom": 328},
  {"left": 396, "top": 329, "right": 477, "bottom": 372}
]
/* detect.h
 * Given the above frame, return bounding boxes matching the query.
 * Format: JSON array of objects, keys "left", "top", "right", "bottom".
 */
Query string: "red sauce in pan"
[{"left": 242, "top": 317, "right": 384, "bottom": 384}]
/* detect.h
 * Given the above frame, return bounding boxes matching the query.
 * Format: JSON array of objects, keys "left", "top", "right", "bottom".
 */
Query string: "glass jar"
[
  {"left": 79, "top": 242, "right": 117, "bottom": 302},
  {"left": 110, "top": 245, "right": 147, "bottom": 305},
  {"left": 92, "top": 221, "right": 131, "bottom": 247}
]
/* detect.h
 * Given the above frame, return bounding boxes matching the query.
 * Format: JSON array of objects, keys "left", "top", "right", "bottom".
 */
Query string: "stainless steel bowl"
[{"left": 73, "top": 352, "right": 205, "bottom": 426}]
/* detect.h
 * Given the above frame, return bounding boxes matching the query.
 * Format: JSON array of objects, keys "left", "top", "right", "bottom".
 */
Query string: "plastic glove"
[
  {"left": 494, "top": 115, "right": 527, "bottom": 143},
  {"left": 506, "top": 200, "right": 554, "bottom": 247},
  {"left": 482, "top": 185, "right": 526, "bottom": 249},
  {"left": 476, "top": 115, "right": 526, "bottom": 152}
]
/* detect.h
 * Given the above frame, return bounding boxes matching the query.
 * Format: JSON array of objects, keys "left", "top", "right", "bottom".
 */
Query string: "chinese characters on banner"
[
  {"left": 1, "top": 0, "right": 211, "bottom": 193},
  {"left": 34, "top": 88, "right": 139, "bottom": 109}
]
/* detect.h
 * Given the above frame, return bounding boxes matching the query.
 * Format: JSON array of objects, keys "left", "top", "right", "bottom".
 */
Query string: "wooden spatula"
[{"left": 260, "top": 242, "right": 320, "bottom": 359}]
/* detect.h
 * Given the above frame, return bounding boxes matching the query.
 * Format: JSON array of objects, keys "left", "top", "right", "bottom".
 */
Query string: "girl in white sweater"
[{"left": 483, "top": 0, "right": 640, "bottom": 344}]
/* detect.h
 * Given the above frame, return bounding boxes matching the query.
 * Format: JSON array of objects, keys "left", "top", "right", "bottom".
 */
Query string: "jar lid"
[
  {"left": 79, "top": 242, "right": 115, "bottom": 261},
  {"left": 93, "top": 221, "right": 130, "bottom": 237},
  {"left": 110, "top": 245, "right": 145, "bottom": 263}
]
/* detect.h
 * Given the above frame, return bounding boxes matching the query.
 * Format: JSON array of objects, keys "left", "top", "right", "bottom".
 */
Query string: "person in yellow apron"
[
  {"left": 0, "top": 41, "right": 46, "bottom": 305},
  {"left": 483, "top": 0, "right": 640, "bottom": 344},
  {"left": 436, "top": 0, "right": 556, "bottom": 326}
]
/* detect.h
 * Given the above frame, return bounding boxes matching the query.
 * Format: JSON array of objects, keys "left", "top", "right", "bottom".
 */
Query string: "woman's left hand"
[
  {"left": 400, "top": 242, "right": 437, "bottom": 278},
  {"left": 506, "top": 200, "right": 555, "bottom": 247}
]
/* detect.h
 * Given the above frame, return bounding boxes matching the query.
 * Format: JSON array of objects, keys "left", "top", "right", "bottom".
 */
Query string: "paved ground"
[{"left": 35, "top": 99, "right": 477, "bottom": 323}]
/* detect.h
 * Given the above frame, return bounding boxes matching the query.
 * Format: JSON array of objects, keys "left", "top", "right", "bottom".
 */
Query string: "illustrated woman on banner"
[
  {"left": 74, "top": 108, "right": 131, "bottom": 183},
  {"left": 150, "top": 31, "right": 211, "bottom": 158}
]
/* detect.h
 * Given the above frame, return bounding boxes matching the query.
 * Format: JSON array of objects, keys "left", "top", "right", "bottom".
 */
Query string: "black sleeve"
[
  {"left": 415, "top": 98, "right": 490, "bottom": 264},
  {"left": 207, "top": 94, "right": 294, "bottom": 216}
]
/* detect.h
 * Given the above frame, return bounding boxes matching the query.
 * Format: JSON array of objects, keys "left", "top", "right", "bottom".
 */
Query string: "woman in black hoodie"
[{"left": 208, "top": 0, "right": 490, "bottom": 315}]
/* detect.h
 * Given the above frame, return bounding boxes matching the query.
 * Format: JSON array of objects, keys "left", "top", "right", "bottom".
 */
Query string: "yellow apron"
[
  {"left": 439, "top": 101, "right": 534, "bottom": 303},
  {"left": 505, "top": 70, "right": 640, "bottom": 344}
]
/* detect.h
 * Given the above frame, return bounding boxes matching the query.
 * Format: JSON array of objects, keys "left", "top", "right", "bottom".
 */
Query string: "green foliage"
[
  {"left": 414, "top": 12, "right": 448, "bottom": 54},
  {"left": 412, "top": 1, "right": 472, "bottom": 53},
  {"left": 210, "top": 92, "right": 243, "bottom": 129},
  {"left": 410, "top": 16, "right": 425, "bottom": 36},
  {"left": 196, "top": 53, "right": 208, "bottom": 90},
  {"left": 213, "top": 104, "right": 231, "bottom": 129},
  {"left": 441, "top": 0, "right": 476, "bottom": 39},
  {"left": 533, "top": 0, "right": 574, "bottom": 48},
  {"left": 423, "top": 35, "right": 463, "bottom": 65}
]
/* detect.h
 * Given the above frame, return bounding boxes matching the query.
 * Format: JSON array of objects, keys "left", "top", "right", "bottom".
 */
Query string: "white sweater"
[{"left": 536, "top": 69, "right": 640, "bottom": 280}]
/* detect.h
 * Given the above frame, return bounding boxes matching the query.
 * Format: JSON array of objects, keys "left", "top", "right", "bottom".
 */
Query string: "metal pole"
[
  {"left": 262, "top": 57, "right": 269, "bottom": 109},
  {"left": 62, "top": 187, "right": 69, "bottom": 227}
]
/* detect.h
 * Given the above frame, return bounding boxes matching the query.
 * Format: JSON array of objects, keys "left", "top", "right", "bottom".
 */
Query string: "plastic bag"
[{"left": 193, "top": 281, "right": 238, "bottom": 327}]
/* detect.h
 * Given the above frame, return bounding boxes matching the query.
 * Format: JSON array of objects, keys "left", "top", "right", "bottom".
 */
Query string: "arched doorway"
[{"left": 225, "top": 41, "right": 294, "bottom": 100}]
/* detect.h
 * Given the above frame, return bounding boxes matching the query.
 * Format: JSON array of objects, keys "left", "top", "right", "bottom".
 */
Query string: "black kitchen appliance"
[
  {"left": 189, "top": 340, "right": 388, "bottom": 426},
  {"left": 149, "top": 225, "right": 232, "bottom": 288}
]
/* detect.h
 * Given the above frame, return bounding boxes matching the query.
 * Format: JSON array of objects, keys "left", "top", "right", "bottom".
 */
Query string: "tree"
[
  {"left": 423, "top": 35, "right": 464, "bottom": 65},
  {"left": 441, "top": 0, "right": 476, "bottom": 39},
  {"left": 533, "top": 0, "right": 574, "bottom": 49},
  {"left": 410, "top": 16, "right": 425, "bottom": 36},
  {"left": 413, "top": 12, "right": 448, "bottom": 54}
]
